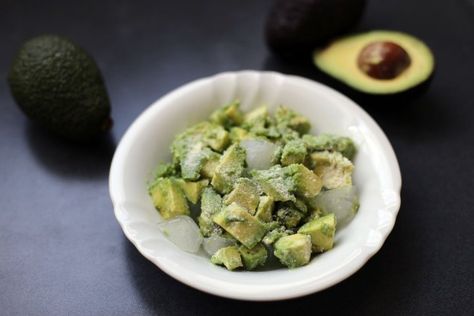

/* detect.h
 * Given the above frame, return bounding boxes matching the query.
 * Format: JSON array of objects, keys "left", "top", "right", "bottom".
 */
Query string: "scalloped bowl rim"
[{"left": 109, "top": 70, "right": 402, "bottom": 301}]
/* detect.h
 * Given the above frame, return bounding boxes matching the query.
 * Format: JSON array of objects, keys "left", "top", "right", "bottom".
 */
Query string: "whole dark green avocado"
[
  {"left": 265, "top": 0, "right": 366, "bottom": 58},
  {"left": 8, "top": 35, "right": 111, "bottom": 141}
]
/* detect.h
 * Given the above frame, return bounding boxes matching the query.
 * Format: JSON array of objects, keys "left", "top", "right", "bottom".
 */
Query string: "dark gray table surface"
[{"left": 1, "top": 0, "right": 473, "bottom": 315}]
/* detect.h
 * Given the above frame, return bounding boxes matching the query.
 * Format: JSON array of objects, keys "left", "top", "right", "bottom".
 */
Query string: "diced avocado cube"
[
  {"left": 259, "top": 125, "right": 281, "bottom": 139},
  {"left": 263, "top": 220, "right": 281, "bottom": 231},
  {"left": 180, "top": 143, "right": 208, "bottom": 180},
  {"left": 174, "top": 178, "right": 209, "bottom": 204},
  {"left": 310, "top": 151, "right": 353, "bottom": 189},
  {"left": 255, "top": 196, "right": 274, "bottom": 222},
  {"left": 171, "top": 122, "right": 211, "bottom": 162},
  {"left": 252, "top": 164, "right": 321, "bottom": 202},
  {"left": 275, "top": 106, "right": 311, "bottom": 135},
  {"left": 262, "top": 226, "right": 292, "bottom": 246},
  {"left": 210, "top": 246, "right": 243, "bottom": 271},
  {"left": 334, "top": 137, "right": 357, "bottom": 160},
  {"left": 170, "top": 121, "right": 229, "bottom": 179},
  {"left": 302, "top": 134, "right": 331, "bottom": 151},
  {"left": 243, "top": 106, "right": 268, "bottom": 125},
  {"left": 251, "top": 165, "right": 296, "bottom": 202},
  {"left": 303, "top": 207, "right": 323, "bottom": 224},
  {"left": 171, "top": 126, "right": 200, "bottom": 165},
  {"left": 213, "top": 203, "right": 267, "bottom": 249},
  {"left": 148, "top": 178, "right": 189, "bottom": 219},
  {"left": 242, "top": 106, "right": 281, "bottom": 139},
  {"left": 204, "top": 125, "right": 230, "bottom": 152},
  {"left": 198, "top": 187, "right": 223, "bottom": 237},
  {"left": 274, "top": 233, "right": 312, "bottom": 268},
  {"left": 223, "top": 178, "right": 260, "bottom": 214},
  {"left": 271, "top": 145, "right": 283, "bottom": 165},
  {"left": 153, "top": 162, "right": 177, "bottom": 178},
  {"left": 229, "top": 127, "right": 250, "bottom": 142},
  {"left": 298, "top": 213, "right": 336, "bottom": 252},
  {"left": 238, "top": 243, "right": 268, "bottom": 270},
  {"left": 285, "top": 164, "right": 322, "bottom": 198},
  {"left": 171, "top": 122, "right": 229, "bottom": 170},
  {"left": 211, "top": 144, "right": 246, "bottom": 194},
  {"left": 293, "top": 198, "right": 308, "bottom": 214},
  {"left": 200, "top": 151, "right": 221, "bottom": 179},
  {"left": 275, "top": 204, "right": 304, "bottom": 228},
  {"left": 302, "top": 134, "right": 357, "bottom": 160},
  {"left": 242, "top": 117, "right": 266, "bottom": 136},
  {"left": 210, "top": 100, "right": 243, "bottom": 128},
  {"left": 177, "top": 143, "right": 202, "bottom": 180},
  {"left": 281, "top": 139, "right": 307, "bottom": 166},
  {"left": 279, "top": 127, "right": 300, "bottom": 143}
]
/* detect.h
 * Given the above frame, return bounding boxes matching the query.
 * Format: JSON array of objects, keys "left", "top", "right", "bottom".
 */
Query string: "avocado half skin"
[
  {"left": 313, "top": 30, "right": 435, "bottom": 99},
  {"left": 265, "top": 0, "right": 366, "bottom": 59},
  {"left": 8, "top": 34, "right": 111, "bottom": 142},
  {"left": 315, "top": 68, "right": 434, "bottom": 107}
]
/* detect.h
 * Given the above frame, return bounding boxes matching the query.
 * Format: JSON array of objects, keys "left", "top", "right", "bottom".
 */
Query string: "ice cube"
[
  {"left": 158, "top": 215, "right": 203, "bottom": 253},
  {"left": 203, "top": 235, "right": 235, "bottom": 256},
  {"left": 241, "top": 139, "right": 279, "bottom": 170},
  {"left": 310, "top": 186, "right": 359, "bottom": 227}
]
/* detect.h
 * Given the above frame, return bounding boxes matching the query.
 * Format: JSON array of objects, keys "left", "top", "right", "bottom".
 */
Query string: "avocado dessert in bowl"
[
  {"left": 147, "top": 101, "right": 359, "bottom": 271},
  {"left": 109, "top": 71, "right": 401, "bottom": 300}
]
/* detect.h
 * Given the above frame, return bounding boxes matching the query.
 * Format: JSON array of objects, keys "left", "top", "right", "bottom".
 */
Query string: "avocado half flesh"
[{"left": 313, "top": 31, "right": 435, "bottom": 95}]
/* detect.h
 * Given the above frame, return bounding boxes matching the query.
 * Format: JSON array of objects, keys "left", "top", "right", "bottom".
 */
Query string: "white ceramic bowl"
[{"left": 109, "top": 71, "right": 401, "bottom": 301}]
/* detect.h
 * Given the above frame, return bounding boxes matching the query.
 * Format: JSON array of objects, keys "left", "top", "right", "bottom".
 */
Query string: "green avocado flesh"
[
  {"left": 8, "top": 35, "right": 111, "bottom": 141},
  {"left": 148, "top": 101, "right": 360, "bottom": 271},
  {"left": 314, "top": 30, "right": 435, "bottom": 94}
]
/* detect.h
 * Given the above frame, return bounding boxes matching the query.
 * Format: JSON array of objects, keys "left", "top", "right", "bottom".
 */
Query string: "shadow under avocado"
[
  {"left": 25, "top": 122, "right": 116, "bottom": 180},
  {"left": 123, "top": 196, "right": 421, "bottom": 316}
]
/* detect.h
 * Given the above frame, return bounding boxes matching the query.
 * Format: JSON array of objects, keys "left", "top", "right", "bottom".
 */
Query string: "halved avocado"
[{"left": 314, "top": 31, "right": 435, "bottom": 95}]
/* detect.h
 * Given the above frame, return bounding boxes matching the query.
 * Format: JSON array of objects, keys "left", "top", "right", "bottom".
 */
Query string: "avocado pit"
[{"left": 357, "top": 41, "right": 411, "bottom": 80}]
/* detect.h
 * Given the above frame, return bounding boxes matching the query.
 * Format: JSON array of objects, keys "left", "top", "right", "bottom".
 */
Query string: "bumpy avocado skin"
[
  {"left": 8, "top": 35, "right": 111, "bottom": 141},
  {"left": 265, "top": 0, "right": 366, "bottom": 58}
]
